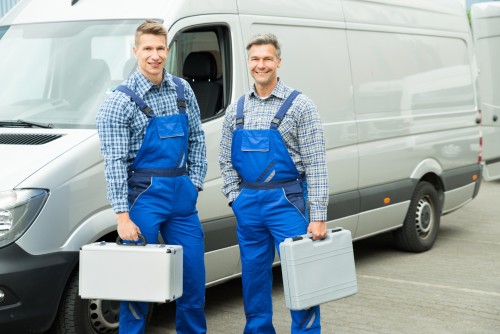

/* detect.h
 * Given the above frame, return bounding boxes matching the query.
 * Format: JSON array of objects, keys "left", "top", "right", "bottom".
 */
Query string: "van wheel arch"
[
  {"left": 49, "top": 232, "right": 121, "bottom": 334},
  {"left": 48, "top": 269, "right": 120, "bottom": 334},
  {"left": 393, "top": 180, "right": 443, "bottom": 252}
]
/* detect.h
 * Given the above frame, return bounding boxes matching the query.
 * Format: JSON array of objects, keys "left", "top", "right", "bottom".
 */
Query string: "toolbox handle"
[
  {"left": 116, "top": 233, "right": 147, "bottom": 246},
  {"left": 291, "top": 228, "right": 343, "bottom": 242}
]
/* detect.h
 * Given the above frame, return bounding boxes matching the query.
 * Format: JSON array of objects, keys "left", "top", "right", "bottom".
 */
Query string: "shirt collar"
[
  {"left": 249, "top": 78, "right": 288, "bottom": 100},
  {"left": 129, "top": 69, "right": 176, "bottom": 98}
]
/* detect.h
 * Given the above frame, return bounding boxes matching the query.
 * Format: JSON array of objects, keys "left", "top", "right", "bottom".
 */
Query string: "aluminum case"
[
  {"left": 279, "top": 228, "right": 357, "bottom": 310},
  {"left": 79, "top": 242, "right": 183, "bottom": 303}
]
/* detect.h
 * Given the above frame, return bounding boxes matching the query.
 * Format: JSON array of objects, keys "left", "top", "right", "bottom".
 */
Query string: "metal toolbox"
[
  {"left": 79, "top": 240, "right": 183, "bottom": 303},
  {"left": 279, "top": 228, "right": 357, "bottom": 310}
]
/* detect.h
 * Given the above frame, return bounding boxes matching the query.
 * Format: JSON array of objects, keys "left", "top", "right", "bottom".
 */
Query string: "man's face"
[
  {"left": 247, "top": 44, "right": 281, "bottom": 90},
  {"left": 133, "top": 33, "right": 168, "bottom": 83}
]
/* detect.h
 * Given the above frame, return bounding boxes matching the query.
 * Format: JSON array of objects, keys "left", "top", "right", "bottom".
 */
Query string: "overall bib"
[
  {"left": 114, "top": 78, "right": 206, "bottom": 334},
  {"left": 231, "top": 92, "right": 321, "bottom": 334}
]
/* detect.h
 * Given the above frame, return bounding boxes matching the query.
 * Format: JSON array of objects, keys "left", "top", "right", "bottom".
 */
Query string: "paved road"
[{"left": 147, "top": 180, "right": 500, "bottom": 334}]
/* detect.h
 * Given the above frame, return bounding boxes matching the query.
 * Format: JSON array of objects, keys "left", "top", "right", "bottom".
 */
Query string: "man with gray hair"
[{"left": 219, "top": 33, "right": 328, "bottom": 333}]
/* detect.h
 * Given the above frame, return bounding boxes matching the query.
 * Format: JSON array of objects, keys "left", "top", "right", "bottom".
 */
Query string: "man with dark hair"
[
  {"left": 96, "top": 19, "right": 207, "bottom": 334},
  {"left": 219, "top": 33, "right": 328, "bottom": 333}
]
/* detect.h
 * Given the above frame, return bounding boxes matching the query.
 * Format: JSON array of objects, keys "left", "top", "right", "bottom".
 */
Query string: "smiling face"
[
  {"left": 133, "top": 33, "right": 168, "bottom": 86},
  {"left": 247, "top": 43, "right": 281, "bottom": 96}
]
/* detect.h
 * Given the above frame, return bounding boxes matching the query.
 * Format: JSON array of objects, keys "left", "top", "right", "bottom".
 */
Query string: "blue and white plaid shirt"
[
  {"left": 219, "top": 80, "right": 329, "bottom": 222},
  {"left": 96, "top": 69, "right": 207, "bottom": 213}
]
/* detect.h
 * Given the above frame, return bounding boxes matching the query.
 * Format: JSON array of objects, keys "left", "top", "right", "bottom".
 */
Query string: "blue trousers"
[
  {"left": 232, "top": 186, "right": 321, "bottom": 334},
  {"left": 120, "top": 176, "right": 206, "bottom": 334}
]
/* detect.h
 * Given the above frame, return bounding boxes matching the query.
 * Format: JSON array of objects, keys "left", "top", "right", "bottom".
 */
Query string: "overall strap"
[
  {"left": 171, "top": 76, "right": 186, "bottom": 114},
  {"left": 115, "top": 77, "right": 186, "bottom": 116},
  {"left": 115, "top": 85, "right": 152, "bottom": 116},
  {"left": 235, "top": 95, "right": 245, "bottom": 130},
  {"left": 270, "top": 90, "right": 301, "bottom": 129}
]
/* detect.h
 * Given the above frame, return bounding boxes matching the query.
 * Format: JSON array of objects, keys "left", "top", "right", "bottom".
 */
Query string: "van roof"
[
  {"left": 2, "top": 0, "right": 470, "bottom": 34},
  {"left": 237, "top": 0, "right": 467, "bottom": 18},
  {"left": 0, "top": 0, "right": 238, "bottom": 27}
]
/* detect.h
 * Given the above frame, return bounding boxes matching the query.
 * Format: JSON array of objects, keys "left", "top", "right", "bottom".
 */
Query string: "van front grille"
[{"left": 0, "top": 134, "right": 63, "bottom": 145}]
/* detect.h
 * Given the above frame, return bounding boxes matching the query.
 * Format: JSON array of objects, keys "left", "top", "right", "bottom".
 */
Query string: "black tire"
[
  {"left": 49, "top": 271, "right": 120, "bottom": 334},
  {"left": 393, "top": 181, "right": 442, "bottom": 252}
]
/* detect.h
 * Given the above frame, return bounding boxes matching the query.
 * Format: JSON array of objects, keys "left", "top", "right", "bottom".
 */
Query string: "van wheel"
[
  {"left": 49, "top": 271, "right": 120, "bottom": 334},
  {"left": 393, "top": 181, "right": 441, "bottom": 252}
]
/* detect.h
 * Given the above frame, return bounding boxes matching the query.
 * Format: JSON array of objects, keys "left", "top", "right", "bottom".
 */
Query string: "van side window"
[
  {"left": 166, "top": 26, "right": 230, "bottom": 121},
  {"left": 349, "top": 32, "right": 475, "bottom": 115}
]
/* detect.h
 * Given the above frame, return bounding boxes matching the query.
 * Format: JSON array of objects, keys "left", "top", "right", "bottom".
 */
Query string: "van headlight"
[{"left": 0, "top": 189, "right": 49, "bottom": 248}]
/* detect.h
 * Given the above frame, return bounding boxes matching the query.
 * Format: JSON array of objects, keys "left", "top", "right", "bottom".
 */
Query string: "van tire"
[
  {"left": 393, "top": 181, "right": 441, "bottom": 252},
  {"left": 49, "top": 271, "right": 119, "bottom": 334}
]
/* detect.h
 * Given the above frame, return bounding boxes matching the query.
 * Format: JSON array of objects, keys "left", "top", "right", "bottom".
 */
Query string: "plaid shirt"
[
  {"left": 219, "top": 80, "right": 329, "bottom": 222},
  {"left": 96, "top": 70, "right": 207, "bottom": 213}
]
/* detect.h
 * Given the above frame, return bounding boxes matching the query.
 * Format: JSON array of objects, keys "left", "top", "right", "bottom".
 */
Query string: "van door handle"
[{"left": 493, "top": 115, "right": 498, "bottom": 122}]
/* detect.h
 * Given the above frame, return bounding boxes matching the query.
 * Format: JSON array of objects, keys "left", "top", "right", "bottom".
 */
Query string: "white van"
[
  {"left": 0, "top": 0, "right": 482, "bottom": 333},
  {"left": 471, "top": 1, "right": 500, "bottom": 180}
]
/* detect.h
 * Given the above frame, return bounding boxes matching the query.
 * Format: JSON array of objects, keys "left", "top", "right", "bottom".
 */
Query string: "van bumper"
[
  {"left": 473, "top": 164, "right": 483, "bottom": 198},
  {"left": 0, "top": 243, "right": 78, "bottom": 333}
]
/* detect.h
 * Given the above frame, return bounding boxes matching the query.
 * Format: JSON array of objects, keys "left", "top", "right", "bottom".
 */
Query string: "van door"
[
  {"left": 471, "top": 2, "right": 500, "bottom": 181},
  {"left": 237, "top": 0, "right": 360, "bottom": 234},
  {"left": 166, "top": 14, "right": 246, "bottom": 285}
]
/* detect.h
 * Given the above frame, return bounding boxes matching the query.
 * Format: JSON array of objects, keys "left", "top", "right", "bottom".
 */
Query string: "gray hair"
[{"left": 246, "top": 33, "right": 281, "bottom": 59}]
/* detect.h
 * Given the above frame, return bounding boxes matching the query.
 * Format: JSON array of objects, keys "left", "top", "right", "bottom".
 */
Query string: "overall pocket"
[
  {"left": 156, "top": 120, "right": 185, "bottom": 139},
  {"left": 128, "top": 175, "right": 152, "bottom": 208},
  {"left": 241, "top": 131, "right": 269, "bottom": 152},
  {"left": 283, "top": 182, "right": 306, "bottom": 216}
]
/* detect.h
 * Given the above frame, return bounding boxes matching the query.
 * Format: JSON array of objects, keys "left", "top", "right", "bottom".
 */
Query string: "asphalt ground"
[{"left": 147, "top": 180, "right": 500, "bottom": 333}]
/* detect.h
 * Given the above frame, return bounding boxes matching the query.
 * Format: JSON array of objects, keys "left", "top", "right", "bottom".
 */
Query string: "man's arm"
[
  {"left": 219, "top": 103, "right": 241, "bottom": 204},
  {"left": 96, "top": 96, "right": 131, "bottom": 213},
  {"left": 184, "top": 82, "right": 208, "bottom": 190},
  {"left": 96, "top": 95, "right": 141, "bottom": 240},
  {"left": 297, "top": 97, "right": 329, "bottom": 239}
]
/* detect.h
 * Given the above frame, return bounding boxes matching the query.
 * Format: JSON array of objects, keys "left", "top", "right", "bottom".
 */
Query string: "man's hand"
[
  {"left": 116, "top": 212, "right": 141, "bottom": 241},
  {"left": 307, "top": 221, "right": 327, "bottom": 240}
]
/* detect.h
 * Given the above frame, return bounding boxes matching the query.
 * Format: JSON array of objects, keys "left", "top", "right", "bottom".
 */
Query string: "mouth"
[{"left": 148, "top": 62, "right": 162, "bottom": 68}]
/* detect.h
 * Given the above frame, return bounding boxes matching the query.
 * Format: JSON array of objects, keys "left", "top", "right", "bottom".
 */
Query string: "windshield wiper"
[{"left": 0, "top": 119, "right": 53, "bottom": 129}]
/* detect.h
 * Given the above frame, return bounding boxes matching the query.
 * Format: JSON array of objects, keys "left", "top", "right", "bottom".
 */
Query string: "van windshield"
[{"left": 0, "top": 20, "right": 142, "bottom": 129}]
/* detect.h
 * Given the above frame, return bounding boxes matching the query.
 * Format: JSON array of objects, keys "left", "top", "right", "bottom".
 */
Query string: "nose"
[{"left": 151, "top": 49, "right": 160, "bottom": 58}]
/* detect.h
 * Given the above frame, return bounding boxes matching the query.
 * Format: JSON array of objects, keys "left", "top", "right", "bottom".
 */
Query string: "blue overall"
[
  {"left": 114, "top": 78, "right": 206, "bottom": 334},
  {"left": 231, "top": 92, "right": 321, "bottom": 333}
]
